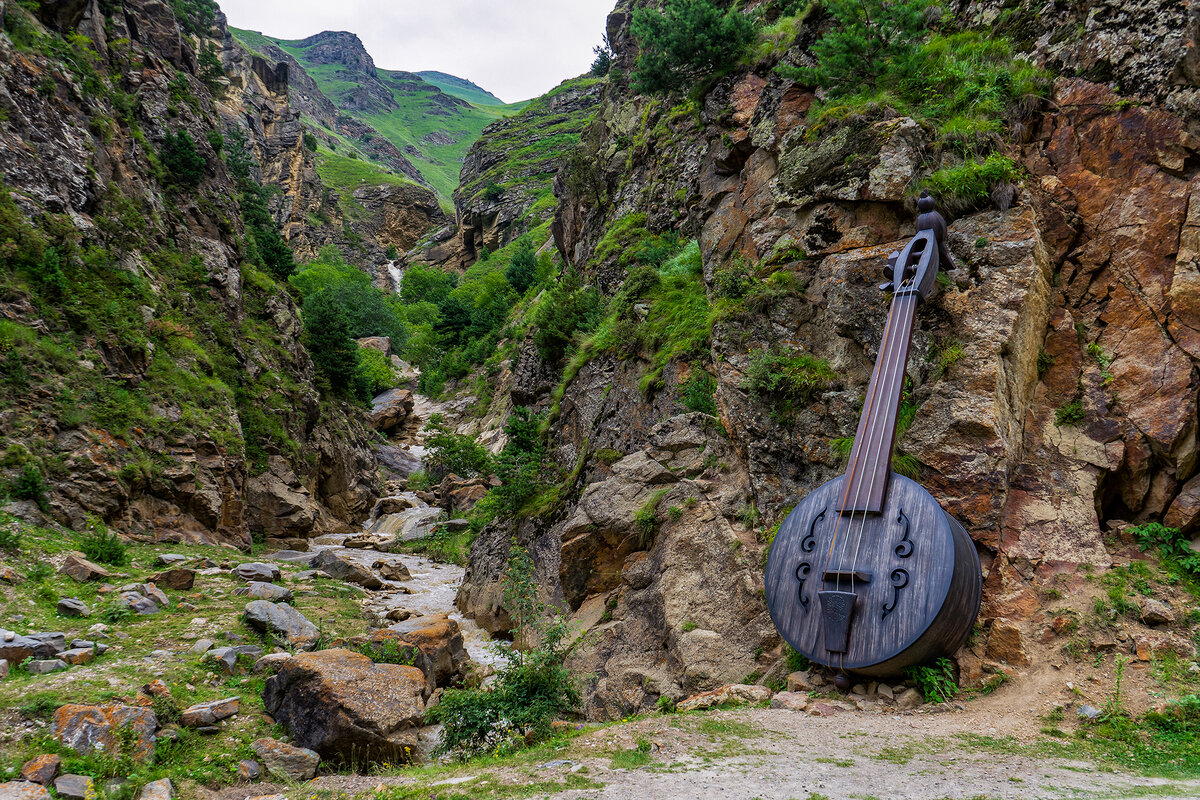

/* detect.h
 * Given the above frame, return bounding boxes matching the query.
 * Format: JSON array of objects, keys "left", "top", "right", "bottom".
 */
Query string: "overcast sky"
[{"left": 219, "top": 0, "right": 615, "bottom": 103}]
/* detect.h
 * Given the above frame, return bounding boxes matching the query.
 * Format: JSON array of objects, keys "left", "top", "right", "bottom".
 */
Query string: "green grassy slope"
[
  {"left": 417, "top": 70, "right": 505, "bottom": 106},
  {"left": 229, "top": 27, "right": 527, "bottom": 201}
]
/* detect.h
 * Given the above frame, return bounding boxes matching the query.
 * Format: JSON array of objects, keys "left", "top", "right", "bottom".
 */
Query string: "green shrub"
[
  {"left": 1055, "top": 399, "right": 1085, "bottom": 426},
  {"left": 160, "top": 129, "right": 206, "bottom": 189},
  {"left": 0, "top": 518, "right": 21, "bottom": 553},
  {"left": 742, "top": 346, "right": 835, "bottom": 411},
  {"left": 1131, "top": 523, "right": 1200, "bottom": 579},
  {"left": 482, "top": 182, "right": 504, "bottom": 202},
  {"left": 906, "top": 657, "right": 958, "bottom": 703},
  {"left": 75, "top": 515, "right": 128, "bottom": 566},
  {"left": 505, "top": 239, "right": 537, "bottom": 295},
  {"left": 591, "top": 42, "right": 613, "bottom": 77},
  {"left": 798, "top": 0, "right": 931, "bottom": 95},
  {"left": 630, "top": 0, "right": 757, "bottom": 94},
  {"left": 10, "top": 463, "right": 48, "bottom": 511},
  {"left": 428, "top": 541, "right": 579, "bottom": 758},
  {"left": 424, "top": 413, "right": 492, "bottom": 479},
  {"left": 356, "top": 346, "right": 395, "bottom": 397},
  {"left": 532, "top": 268, "right": 602, "bottom": 362},
  {"left": 303, "top": 289, "right": 361, "bottom": 397},
  {"left": 680, "top": 365, "right": 718, "bottom": 415},
  {"left": 633, "top": 489, "right": 669, "bottom": 549},
  {"left": 303, "top": 130, "right": 318, "bottom": 152}
]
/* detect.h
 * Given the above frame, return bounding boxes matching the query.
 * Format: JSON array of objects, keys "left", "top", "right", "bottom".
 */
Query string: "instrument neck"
[{"left": 838, "top": 291, "right": 919, "bottom": 514}]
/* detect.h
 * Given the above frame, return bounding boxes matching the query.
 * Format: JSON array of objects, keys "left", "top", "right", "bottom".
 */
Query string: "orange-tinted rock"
[
  {"left": 985, "top": 619, "right": 1030, "bottom": 667},
  {"left": 19, "top": 755, "right": 60, "bottom": 785},
  {"left": 394, "top": 616, "right": 468, "bottom": 688},
  {"left": 59, "top": 554, "right": 111, "bottom": 582},
  {"left": 51, "top": 704, "right": 156, "bottom": 759},
  {"left": 729, "top": 74, "right": 766, "bottom": 126},
  {"left": 0, "top": 782, "right": 52, "bottom": 800},
  {"left": 262, "top": 649, "right": 427, "bottom": 763}
]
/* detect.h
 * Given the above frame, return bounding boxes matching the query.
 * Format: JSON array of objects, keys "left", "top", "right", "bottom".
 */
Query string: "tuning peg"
[
  {"left": 879, "top": 282, "right": 894, "bottom": 292},
  {"left": 884, "top": 251, "right": 899, "bottom": 281}
]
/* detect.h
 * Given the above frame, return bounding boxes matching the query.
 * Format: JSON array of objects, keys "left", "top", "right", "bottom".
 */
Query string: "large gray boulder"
[
  {"left": 262, "top": 649, "right": 427, "bottom": 763},
  {"left": 243, "top": 602, "right": 320, "bottom": 650}
]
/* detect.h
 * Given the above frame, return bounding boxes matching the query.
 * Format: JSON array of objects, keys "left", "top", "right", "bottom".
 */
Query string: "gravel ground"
[{"left": 300, "top": 702, "right": 1200, "bottom": 800}]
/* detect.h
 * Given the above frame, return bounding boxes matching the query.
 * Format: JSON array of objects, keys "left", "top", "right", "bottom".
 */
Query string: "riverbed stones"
[
  {"left": 234, "top": 563, "right": 281, "bottom": 583},
  {"left": 234, "top": 582, "right": 294, "bottom": 603},
  {"left": 19, "top": 755, "right": 60, "bottom": 784},
  {"left": 896, "top": 688, "right": 924, "bottom": 709},
  {"left": 262, "top": 648, "right": 427, "bottom": 763},
  {"left": 313, "top": 550, "right": 382, "bottom": 589},
  {"left": 373, "top": 560, "right": 411, "bottom": 582},
  {"left": 59, "top": 555, "right": 111, "bottom": 582},
  {"left": 250, "top": 738, "right": 319, "bottom": 781},
  {"left": 58, "top": 648, "right": 94, "bottom": 666},
  {"left": 52, "top": 704, "right": 156, "bottom": 758},
  {"left": 368, "top": 389, "right": 414, "bottom": 432},
  {"left": 243, "top": 601, "right": 320, "bottom": 650},
  {"left": 116, "top": 592, "right": 159, "bottom": 615},
  {"left": 56, "top": 598, "right": 90, "bottom": 618},
  {"left": 769, "top": 692, "right": 809, "bottom": 711}
]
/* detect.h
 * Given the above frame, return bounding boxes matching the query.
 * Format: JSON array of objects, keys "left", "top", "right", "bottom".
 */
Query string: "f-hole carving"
[
  {"left": 882, "top": 568, "right": 909, "bottom": 619},
  {"left": 795, "top": 562, "right": 812, "bottom": 612},
  {"left": 895, "top": 507, "right": 913, "bottom": 559},
  {"left": 801, "top": 507, "right": 825, "bottom": 553}
]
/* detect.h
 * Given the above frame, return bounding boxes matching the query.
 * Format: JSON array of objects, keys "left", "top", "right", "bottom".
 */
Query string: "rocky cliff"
[
  {"left": 0, "top": 0, "right": 393, "bottom": 547},
  {"left": 454, "top": 0, "right": 1200, "bottom": 716}
]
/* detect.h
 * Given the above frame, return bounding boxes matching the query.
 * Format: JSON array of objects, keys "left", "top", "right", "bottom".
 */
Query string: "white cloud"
[{"left": 219, "top": 0, "right": 615, "bottom": 102}]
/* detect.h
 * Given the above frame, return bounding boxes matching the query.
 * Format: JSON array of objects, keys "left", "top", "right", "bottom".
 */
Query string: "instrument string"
[
  {"left": 838, "top": 266, "right": 910, "bottom": 603},
  {"left": 847, "top": 244, "right": 923, "bottom": 597},
  {"left": 825, "top": 266, "right": 903, "bottom": 633}
]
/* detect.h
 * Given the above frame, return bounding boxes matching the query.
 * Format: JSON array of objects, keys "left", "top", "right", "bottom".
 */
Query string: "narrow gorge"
[{"left": 1, "top": 0, "right": 1200, "bottom": 798}]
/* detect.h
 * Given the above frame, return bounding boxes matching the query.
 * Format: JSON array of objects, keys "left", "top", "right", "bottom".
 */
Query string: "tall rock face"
[
  {"left": 0, "top": 0, "right": 380, "bottom": 546},
  {"left": 216, "top": 20, "right": 444, "bottom": 267},
  {"left": 457, "top": 0, "right": 1200, "bottom": 715}
]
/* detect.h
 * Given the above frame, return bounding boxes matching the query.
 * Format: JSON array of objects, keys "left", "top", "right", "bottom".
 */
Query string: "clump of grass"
[
  {"left": 742, "top": 346, "right": 835, "bottom": 413},
  {"left": 1055, "top": 399, "right": 1085, "bottom": 426}
]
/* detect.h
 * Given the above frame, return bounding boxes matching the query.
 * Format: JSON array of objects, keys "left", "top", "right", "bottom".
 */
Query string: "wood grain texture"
[{"left": 765, "top": 473, "right": 981, "bottom": 676}]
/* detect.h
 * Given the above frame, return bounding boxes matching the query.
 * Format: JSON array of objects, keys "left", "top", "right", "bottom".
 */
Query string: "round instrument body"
[{"left": 765, "top": 473, "right": 981, "bottom": 676}]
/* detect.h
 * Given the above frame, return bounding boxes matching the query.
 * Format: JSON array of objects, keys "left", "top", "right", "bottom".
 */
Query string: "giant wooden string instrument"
[{"left": 764, "top": 194, "right": 982, "bottom": 678}]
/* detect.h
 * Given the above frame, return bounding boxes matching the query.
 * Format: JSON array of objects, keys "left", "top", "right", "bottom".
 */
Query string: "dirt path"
[{"left": 303, "top": 700, "right": 1200, "bottom": 800}]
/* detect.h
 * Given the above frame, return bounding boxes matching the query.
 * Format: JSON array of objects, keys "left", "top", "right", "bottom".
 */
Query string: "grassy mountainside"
[
  {"left": 230, "top": 27, "right": 526, "bottom": 200},
  {"left": 417, "top": 70, "right": 506, "bottom": 106}
]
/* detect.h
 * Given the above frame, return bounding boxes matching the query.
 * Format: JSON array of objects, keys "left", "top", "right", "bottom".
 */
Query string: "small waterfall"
[{"left": 386, "top": 259, "right": 405, "bottom": 294}]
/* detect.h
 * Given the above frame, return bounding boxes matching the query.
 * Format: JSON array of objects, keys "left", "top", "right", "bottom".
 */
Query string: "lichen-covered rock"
[
  {"left": 19, "top": 755, "right": 60, "bottom": 785},
  {"left": 179, "top": 698, "right": 239, "bottom": 728},
  {"left": 677, "top": 684, "right": 772, "bottom": 712},
  {"left": 390, "top": 615, "right": 468, "bottom": 688},
  {"left": 51, "top": 705, "right": 156, "bottom": 759},
  {"left": 262, "top": 649, "right": 427, "bottom": 763},
  {"left": 249, "top": 738, "right": 320, "bottom": 781}
]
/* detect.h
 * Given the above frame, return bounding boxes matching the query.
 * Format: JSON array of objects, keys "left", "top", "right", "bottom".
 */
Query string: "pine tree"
[
  {"left": 803, "top": 0, "right": 932, "bottom": 96},
  {"left": 505, "top": 239, "right": 537, "bottom": 295},
  {"left": 303, "top": 289, "right": 360, "bottom": 396},
  {"left": 630, "top": 0, "right": 756, "bottom": 94}
]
